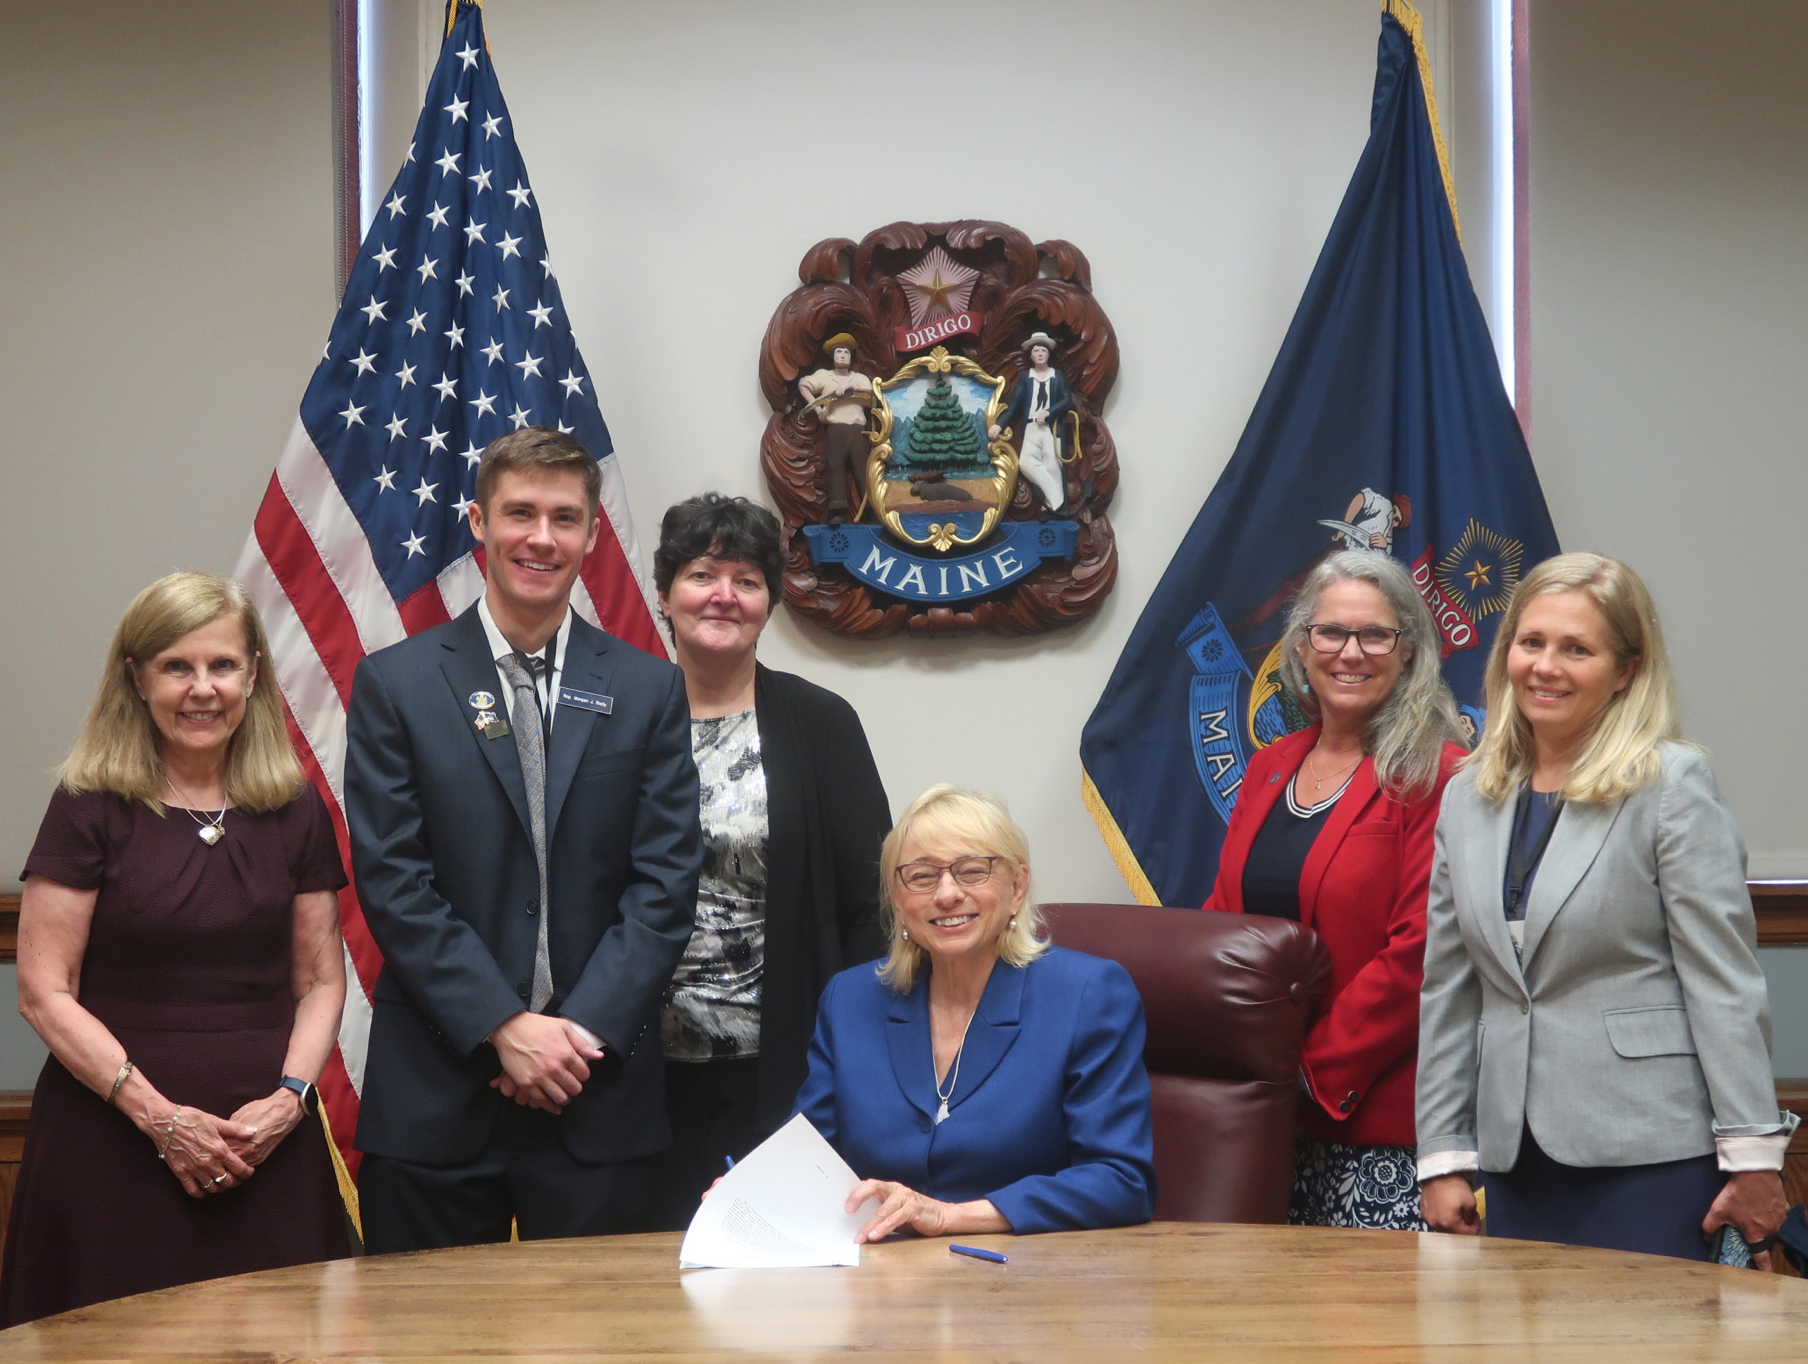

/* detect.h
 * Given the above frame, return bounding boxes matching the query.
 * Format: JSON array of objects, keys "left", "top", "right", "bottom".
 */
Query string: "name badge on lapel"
[{"left": 558, "top": 686, "right": 614, "bottom": 716}]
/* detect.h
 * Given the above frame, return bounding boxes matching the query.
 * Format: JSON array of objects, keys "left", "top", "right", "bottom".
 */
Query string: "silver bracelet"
[{"left": 157, "top": 1106, "right": 183, "bottom": 1160}]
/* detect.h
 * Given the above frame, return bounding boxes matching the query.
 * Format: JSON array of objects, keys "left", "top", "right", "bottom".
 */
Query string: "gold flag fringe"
[
  {"left": 1080, "top": 769, "right": 1163, "bottom": 908},
  {"left": 318, "top": 1100, "right": 363, "bottom": 1244},
  {"left": 1382, "top": 0, "right": 1463, "bottom": 244}
]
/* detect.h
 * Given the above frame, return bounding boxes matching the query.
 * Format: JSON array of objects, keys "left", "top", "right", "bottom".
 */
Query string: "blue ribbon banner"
[
  {"left": 802, "top": 522, "right": 1077, "bottom": 603},
  {"left": 1178, "top": 605, "right": 1254, "bottom": 825}
]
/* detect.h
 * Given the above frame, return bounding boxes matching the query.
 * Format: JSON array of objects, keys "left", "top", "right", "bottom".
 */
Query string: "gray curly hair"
[{"left": 1278, "top": 550, "right": 1466, "bottom": 796}]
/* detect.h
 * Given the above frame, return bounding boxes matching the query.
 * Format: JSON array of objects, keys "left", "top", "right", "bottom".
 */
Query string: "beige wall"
[
  {"left": 0, "top": 0, "right": 335, "bottom": 861},
  {"left": 1531, "top": 0, "right": 1806, "bottom": 876},
  {"left": 463, "top": 0, "right": 1382, "bottom": 910},
  {"left": 1528, "top": 0, "right": 1808, "bottom": 1070},
  {"left": 0, "top": 0, "right": 334, "bottom": 1086}
]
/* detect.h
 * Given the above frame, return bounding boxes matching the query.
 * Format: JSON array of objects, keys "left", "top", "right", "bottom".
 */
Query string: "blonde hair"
[
  {"left": 1278, "top": 550, "right": 1467, "bottom": 796},
  {"left": 1468, "top": 553, "right": 1683, "bottom": 804},
  {"left": 60, "top": 572, "right": 304, "bottom": 814},
  {"left": 876, "top": 786, "right": 1048, "bottom": 993}
]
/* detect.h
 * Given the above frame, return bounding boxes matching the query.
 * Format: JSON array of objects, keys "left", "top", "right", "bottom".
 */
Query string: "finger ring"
[{"left": 211, "top": 1175, "right": 225, "bottom": 1187}]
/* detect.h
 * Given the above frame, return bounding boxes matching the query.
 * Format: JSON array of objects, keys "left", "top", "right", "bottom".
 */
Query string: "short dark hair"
[
  {"left": 653, "top": 493, "right": 784, "bottom": 604},
  {"left": 475, "top": 427, "right": 602, "bottom": 515}
]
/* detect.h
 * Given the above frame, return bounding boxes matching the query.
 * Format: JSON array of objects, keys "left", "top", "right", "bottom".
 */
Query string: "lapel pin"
[{"left": 468, "top": 690, "right": 497, "bottom": 710}]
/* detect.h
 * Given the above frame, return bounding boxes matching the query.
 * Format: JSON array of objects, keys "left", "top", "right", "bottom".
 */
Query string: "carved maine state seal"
[{"left": 759, "top": 221, "right": 1120, "bottom": 638}]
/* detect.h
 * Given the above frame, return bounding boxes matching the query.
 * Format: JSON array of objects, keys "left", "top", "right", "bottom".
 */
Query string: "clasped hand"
[
  {"left": 154, "top": 1105, "right": 259, "bottom": 1200},
  {"left": 489, "top": 1012, "right": 604, "bottom": 1111},
  {"left": 155, "top": 1087, "right": 308, "bottom": 1198}
]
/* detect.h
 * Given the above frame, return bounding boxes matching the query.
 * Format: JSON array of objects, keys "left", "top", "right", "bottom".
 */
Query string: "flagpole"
[{"left": 1381, "top": 0, "right": 1462, "bottom": 243}]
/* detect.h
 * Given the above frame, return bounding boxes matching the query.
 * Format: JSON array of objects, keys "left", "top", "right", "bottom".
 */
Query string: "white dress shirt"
[
  {"left": 476, "top": 595, "right": 572, "bottom": 734},
  {"left": 473, "top": 595, "right": 602, "bottom": 1050}
]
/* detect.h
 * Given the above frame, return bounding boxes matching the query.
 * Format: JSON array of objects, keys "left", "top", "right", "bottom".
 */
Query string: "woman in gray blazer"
[{"left": 1416, "top": 554, "right": 1796, "bottom": 1261}]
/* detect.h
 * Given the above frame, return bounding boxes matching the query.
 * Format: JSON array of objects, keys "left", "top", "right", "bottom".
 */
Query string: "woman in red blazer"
[{"left": 1204, "top": 550, "right": 1465, "bottom": 1230}]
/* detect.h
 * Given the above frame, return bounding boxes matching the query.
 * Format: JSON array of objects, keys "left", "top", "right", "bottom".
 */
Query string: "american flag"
[{"left": 235, "top": 2, "right": 664, "bottom": 1212}]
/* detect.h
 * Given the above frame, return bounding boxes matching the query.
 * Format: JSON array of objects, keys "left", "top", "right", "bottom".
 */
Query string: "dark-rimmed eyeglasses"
[
  {"left": 894, "top": 856, "right": 1001, "bottom": 895},
  {"left": 1305, "top": 623, "right": 1405, "bottom": 656}
]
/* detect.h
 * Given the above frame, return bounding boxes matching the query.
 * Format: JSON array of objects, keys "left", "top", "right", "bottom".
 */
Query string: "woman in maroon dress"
[{"left": 1, "top": 572, "right": 350, "bottom": 1326}]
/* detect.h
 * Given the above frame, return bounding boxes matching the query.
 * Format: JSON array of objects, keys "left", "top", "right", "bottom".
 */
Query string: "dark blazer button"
[
  {"left": 917, "top": 1115, "right": 931, "bottom": 1133},
  {"left": 525, "top": 900, "right": 539, "bottom": 916},
  {"left": 1339, "top": 1099, "right": 1353, "bottom": 1113},
  {"left": 1347, "top": 1090, "right": 1359, "bottom": 1102},
  {"left": 516, "top": 982, "right": 530, "bottom": 1000}
]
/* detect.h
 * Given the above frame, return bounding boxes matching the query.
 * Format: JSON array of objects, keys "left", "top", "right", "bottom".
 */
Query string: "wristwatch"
[{"left": 277, "top": 1076, "right": 317, "bottom": 1114}]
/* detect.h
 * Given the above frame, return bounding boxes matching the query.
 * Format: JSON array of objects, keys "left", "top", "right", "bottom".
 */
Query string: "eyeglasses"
[
  {"left": 1304, "top": 623, "right": 1405, "bottom": 656},
  {"left": 894, "top": 856, "right": 1001, "bottom": 895}
]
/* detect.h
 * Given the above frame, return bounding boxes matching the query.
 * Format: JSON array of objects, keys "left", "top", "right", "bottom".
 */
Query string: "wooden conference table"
[{"left": 2, "top": 1223, "right": 1806, "bottom": 1361}]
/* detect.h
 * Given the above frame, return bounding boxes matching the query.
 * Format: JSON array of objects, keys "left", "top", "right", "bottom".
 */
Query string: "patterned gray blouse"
[{"left": 662, "top": 708, "right": 769, "bottom": 1062}]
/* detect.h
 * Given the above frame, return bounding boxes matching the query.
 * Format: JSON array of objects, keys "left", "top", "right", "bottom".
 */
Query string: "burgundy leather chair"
[{"left": 1042, "top": 902, "right": 1332, "bottom": 1224}]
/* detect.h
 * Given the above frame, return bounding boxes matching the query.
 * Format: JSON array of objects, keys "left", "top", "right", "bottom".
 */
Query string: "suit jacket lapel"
[
  {"left": 1466, "top": 793, "right": 1526, "bottom": 987},
  {"left": 885, "top": 977, "right": 938, "bottom": 1122},
  {"left": 1519, "top": 796, "right": 1625, "bottom": 968},
  {"left": 438, "top": 607, "right": 532, "bottom": 840},
  {"left": 1298, "top": 758, "right": 1380, "bottom": 931},
  {"left": 946, "top": 960, "right": 1024, "bottom": 1112},
  {"left": 542, "top": 619, "right": 611, "bottom": 842}
]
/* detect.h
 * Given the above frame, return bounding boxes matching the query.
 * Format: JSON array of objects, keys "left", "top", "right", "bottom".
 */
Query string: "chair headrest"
[{"left": 1041, "top": 902, "right": 1333, "bottom": 1082}]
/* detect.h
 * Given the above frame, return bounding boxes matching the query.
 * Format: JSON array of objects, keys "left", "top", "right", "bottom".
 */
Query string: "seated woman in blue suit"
[{"left": 794, "top": 786, "right": 1156, "bottom": 1242}]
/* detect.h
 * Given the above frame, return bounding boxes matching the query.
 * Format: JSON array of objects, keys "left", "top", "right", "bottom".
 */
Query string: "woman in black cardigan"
[{"left": 649, "top": 493, "right": 891, "bottom": 1228}]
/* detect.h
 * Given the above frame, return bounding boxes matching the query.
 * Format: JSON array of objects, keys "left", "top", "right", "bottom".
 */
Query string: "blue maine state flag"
[{"left": 1080, "top": 6, "right": 1559, "bottom": 908}]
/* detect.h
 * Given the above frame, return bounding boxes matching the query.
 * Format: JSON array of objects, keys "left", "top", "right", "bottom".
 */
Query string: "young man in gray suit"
[{"left": 346, "top": 427, "right": 701, "bottom": 1252}]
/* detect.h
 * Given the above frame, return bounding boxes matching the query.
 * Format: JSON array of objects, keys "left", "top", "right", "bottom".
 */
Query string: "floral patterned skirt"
[{"left": 1288, "top": 1134, "right": 1426, "bottom": 1231}]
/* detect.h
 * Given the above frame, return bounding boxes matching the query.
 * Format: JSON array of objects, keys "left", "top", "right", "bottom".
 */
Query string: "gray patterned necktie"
[{"left": 499, "top": 653, "right": 553, "bottom": 1013}]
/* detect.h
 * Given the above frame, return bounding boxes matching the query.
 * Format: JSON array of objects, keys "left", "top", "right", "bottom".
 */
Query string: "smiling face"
[
  {"left": 132, "top": 614, "right": 256, "bottom": 774},
  {"left": 1296, "top": 578, "right": 1408, "bottom": 732},
  {"left": 468, "top": 466, "right": 600, "bottom": 627},
  {"left": 659, "top": 554, "right": 771, "bottom": 668},
  {"left": 1506, "top": 589, "right": 1637, "bottom": 756},
  {"left": 891, "top": 830, "right": 1029, "bottom": 971}
]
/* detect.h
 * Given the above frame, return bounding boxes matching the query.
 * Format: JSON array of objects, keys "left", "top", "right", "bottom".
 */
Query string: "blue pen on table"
[
  {"left": 949, "top": 1244, "right": 1007, "bottom": 1265},
  {"left": 724, "top": 1156, "right": 734, "bottom": 1171}
]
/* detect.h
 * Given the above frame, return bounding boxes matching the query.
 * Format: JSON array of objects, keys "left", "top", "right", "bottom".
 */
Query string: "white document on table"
[{"left": 678, "top": 1113, "right": 869, "bottom": 1268}]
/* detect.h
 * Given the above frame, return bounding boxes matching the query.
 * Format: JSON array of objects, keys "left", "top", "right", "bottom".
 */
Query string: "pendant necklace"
[
  {"left": 933, "top": 1005, "right": 979, "bottom": 1125},
  {"left": 166, "top": 775, "right": 227, "bottom": 846},
  {"left": 1305, "top": 748, "right": 1362, "bottom": 793}
]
